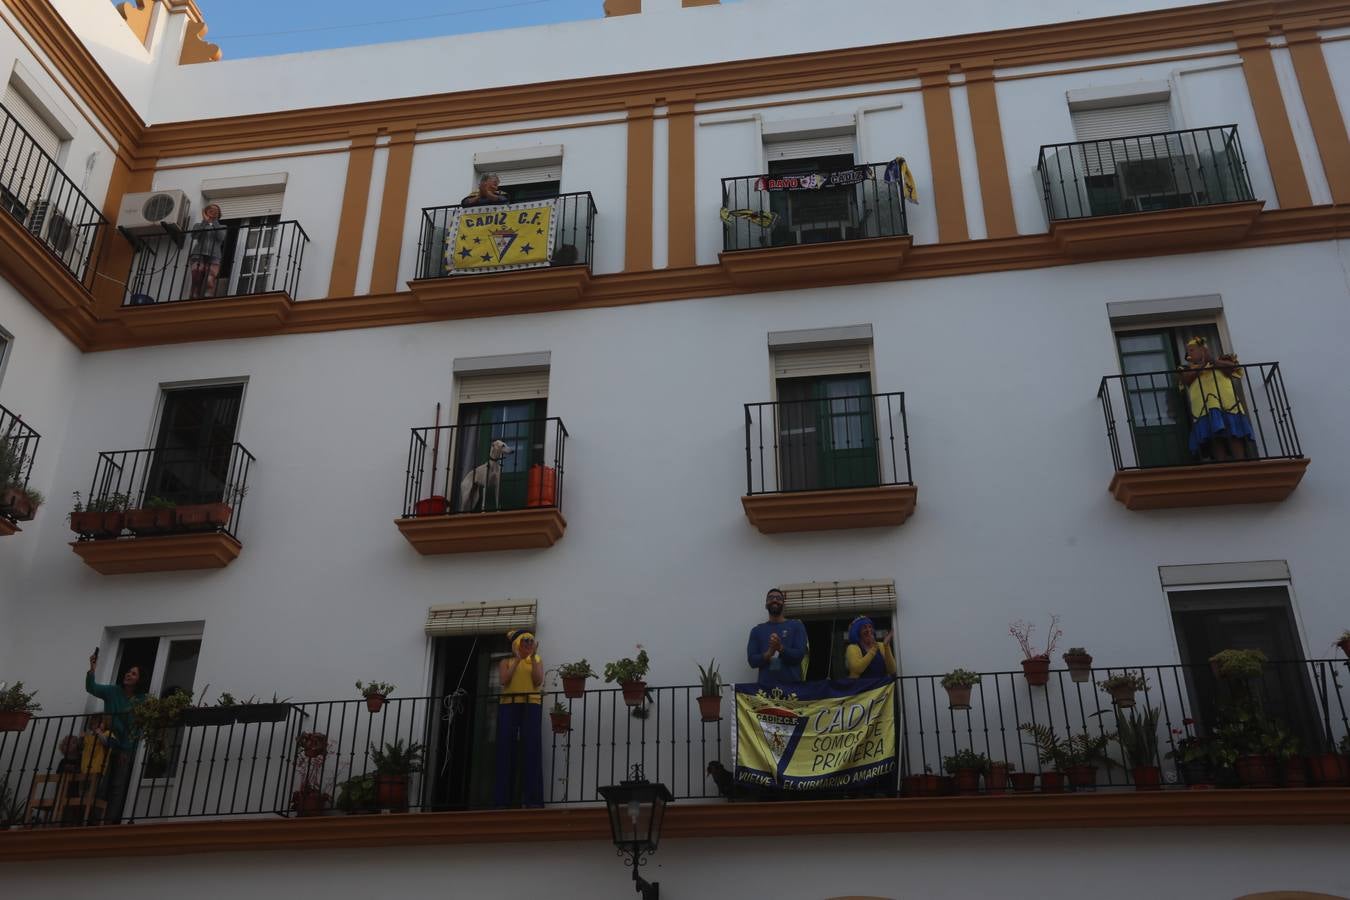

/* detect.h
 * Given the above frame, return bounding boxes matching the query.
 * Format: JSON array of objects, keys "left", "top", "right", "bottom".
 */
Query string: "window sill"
[
  {"left": 741, "top": 485, "right": 917, "bottom": 534},
  {"left": 1108, "top": 457, "right": 1310, "bottom": 510},
  {"left": 395, "top": 508, "right": 566, "bottom": 554},
  {"left": 1050, "top": 200, "right": 1264, "bottom": 258},
  {"left": 71, "top": 533, "right": 243, "bottom": 574},
  {"left": 719, "top": 234, "right": 913, "bottom": 289}
]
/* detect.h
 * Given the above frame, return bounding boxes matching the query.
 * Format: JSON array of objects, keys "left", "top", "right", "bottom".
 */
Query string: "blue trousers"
[{"left": 494, "top": 701, "right": 543, "bottom": 808}]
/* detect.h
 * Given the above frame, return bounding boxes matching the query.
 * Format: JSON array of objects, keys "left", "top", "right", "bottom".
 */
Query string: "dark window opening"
[
  {"left": 426, "top": 633, "right": 511, "bottom": 810},
  {"left": 144, "top": 384, "right": 243, "bottom": 506},
  {"left": 775, "top": 373, "right": 878, "bottom": 492},
  {"left": 450, "top": 399, "right": 547, "bottom": 513},
  {"left": 802, "top": 613, "right": 893, "bottom": 681},
  {"left": 768, "top": 153, "right": 857, "bottom": 245}
]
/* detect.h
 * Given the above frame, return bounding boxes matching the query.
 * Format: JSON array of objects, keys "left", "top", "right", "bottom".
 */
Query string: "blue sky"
[{"left": 115, "top": 0, "right": 608, "bottom": 59}]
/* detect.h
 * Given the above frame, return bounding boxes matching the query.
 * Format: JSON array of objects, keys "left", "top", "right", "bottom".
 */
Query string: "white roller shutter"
[
  {"left": 207, "top": 192, "right": 285, "bottom": 220},
  {"left": 779, "top": 579, "right": 897, "bottom": 619},
  {"left": 1070, "top": 101, "right": 1172, "bottom": 142},
  {"left": 488, "top": 163, "right": 563, "bottom": 187},
  {"left": 764, "top": 133, "right": 856, "bottom": 161},
  {"left": 456, "top": 369, "right": 549, "bottom": 404},
  {"left": 426, "top": 599, "right": 536, "bottom": 637},
  {"left": 2, "top": 84, "right": 62, "bottom": 162},
  {"left": 773, "top": 344, "right": 871, "bottom": 379}
]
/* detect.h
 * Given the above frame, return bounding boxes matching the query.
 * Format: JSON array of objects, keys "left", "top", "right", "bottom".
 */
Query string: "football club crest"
[{"left": 445, "top": 199, "right": 558, "bottom": 274}]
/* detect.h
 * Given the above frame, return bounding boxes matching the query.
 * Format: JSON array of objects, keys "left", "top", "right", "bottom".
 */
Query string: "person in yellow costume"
[
  {"left": 844, "top": 616, "right": 897, "bottom": 679},
  {"left": 494, "top": 629, "right": 544, "bottom": 808},
  {"left": 1178, "top": 336, "right": 1254, "bottom": 461}
]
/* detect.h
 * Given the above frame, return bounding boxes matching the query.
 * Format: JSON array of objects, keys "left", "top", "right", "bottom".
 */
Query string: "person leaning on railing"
[
  {"left": 461, "top": 173, "right": 510, "bottom": 208},
  {"left": 844, "top": 616, "right": 896, "bottom": 679},
  {"left": 1178, "top": 336, "right": 1254, "bottom": 462},
  {"left": 86, "top": 653, "right": 145, "bottom": 823}
]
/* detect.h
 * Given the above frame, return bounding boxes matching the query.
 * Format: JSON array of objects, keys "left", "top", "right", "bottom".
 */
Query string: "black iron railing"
[
  {"left": 0, "top": 403, "right": 40, "bottom": 524},
  {"left": 3, "top": 659, "right": 1344, "bottom": 826},
  {"left": 123, "top": 220, "right": 308, "bottom": 305},
  {"left": 1038, "top": 124, "right": 1255, "bottom": 222},
  {"left": 720, "top": 161, "right": 908, "bottom": 252},
  {"left": 72, "top": 442, "right": 255, "bottom": 541},
  {"left": 415, "top": 192, "right": 597, "bottom": 279},
  {"left": 0, "top": 102, "right": 107, "bottom": 287},
  {"left": 1098, "top": 362, "right": 1300, "bottom": 470},
  {"left": 744, "top": 391, "right": 911, "bottom": 495},
  {"left": 401, "top": 418, "right": 567, "bottom": 517}
]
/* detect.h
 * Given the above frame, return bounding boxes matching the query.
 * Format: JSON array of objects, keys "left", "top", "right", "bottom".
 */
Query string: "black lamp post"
[{"left": 599, "top": 767, "right": 674, "bottom": 900}]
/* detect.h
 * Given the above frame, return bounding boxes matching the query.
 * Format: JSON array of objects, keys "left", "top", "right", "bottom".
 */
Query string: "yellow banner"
[
  {"left": 734, "top": 678, "right": 896, "bottom": 793},
  {"left": 446, "top": 200, "right": 556, "bottom": 273}
]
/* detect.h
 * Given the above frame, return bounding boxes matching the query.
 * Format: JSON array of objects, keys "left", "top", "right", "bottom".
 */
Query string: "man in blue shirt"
[{"left": 746, "top": 588, "right": 808, "bottom": 688}]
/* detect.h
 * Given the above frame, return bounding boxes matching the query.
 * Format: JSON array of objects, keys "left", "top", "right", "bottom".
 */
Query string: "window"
[
  {"left": 98, "top": 627, "right": 203, "bottom": 780},
  {"left": 1068, "top": 94, "right": 1191, "bottom": 216},
  {"left": 145, "top": 383, "right": 244, "bottom": 505},
  {"left": 779, "top": 580, "right": 898, "bottom": 681},
  {"left": 199, "top": 176, "right": 286, "bottom": 298},
  {"left": 760, "top": 120, "right": 858, "bottom": 246},
  {"left": 450, "top": 366, "right": 548, "bottom": 512},
  {"left": 772, "top": 340, "right": 876, "bottom": 492},
  {"left": 473, "top": 147, "right": 563, "bottom": 202}
]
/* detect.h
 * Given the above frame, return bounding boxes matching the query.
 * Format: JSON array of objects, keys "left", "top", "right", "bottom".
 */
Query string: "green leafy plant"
[
  {"left": 144, "top": 496, "right": 177, "bottom": 509},
  {"left": 696, "top": 659, "right": 721, "bottom": 697},
  {"left": 1115, "top": 706, "right": 1161, "bottom": 769},
  {"left": 1213, "top": 703, "right": 1293, "bottom": 757},
  {"left": 1097, "top": 671, "right": 1150, "bottom": 693},
  {"left": 550, "top": 699, "right": 569, "bottom": 716},
  {"left": 1020, "top": 723, "right": 1116, "bottom": 770},
  {"left": 369, "top": 739, "right": 424, "bottom": 777},
  {"left": 1337, "top": 630, "right": 1350, "bottom": 646},
  {"left": 943, "top": 748, "right": 991, "bottom": 773},
  {"left": 334, "top": 774, "right": 377, "bottom": 812},
  {"left": 0, "top": 775, "right": 27, "bottom": 827},
  {"left": 556, "top": 660, "right": 596, "bottom": 679},
  {"left": 1339, "top": 734, "right": 1350, "bottom": 755},
  {"left": 22, "top": 488, "right": 43, "bottom": 509},
  {"left": 1064, "top": 647, "right": 1089, "bottom": 657},
  {"left": 603, "top": 646, "right": 650, "bottom": 684},
  {"left": 1209, "top": 648, "right": 1267, "bottom": 679},
  {"left": 0, "top": 680, "right": 41, "bottom": 713},
  {"left": 355, "top": 680, "right": 395, "bottom": 699},
  {"left": 941, "top": 668, "right": 982, "bottom": 689},
  {"left": 131, "top": 689, "right": 194, "bottom": 770}
]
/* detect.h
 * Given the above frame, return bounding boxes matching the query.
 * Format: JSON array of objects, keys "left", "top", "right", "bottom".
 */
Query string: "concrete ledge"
[
  {"left": 1109, "top": 458, "right": 1310, "bottom": 510},
  {"left": 116, "top": 292, "right": 294, "bottom": 339},
  {"left": 408, "top": 266, "right": 591, "bottom": 317},
  {"left": 1051, "top": 201, "right": 1264, "bottom": 258},
  {"left": 741, "top": 485, "right": 917, "bottom": 534},
  {"left": 719, "top": 235, "right": 913, "bottom": 288},
  {"left": 395, "top": 508, "right": 567, "bottom": 554},
  {"left": 71, "top": 533, "right": 243, "bottom": 574}
]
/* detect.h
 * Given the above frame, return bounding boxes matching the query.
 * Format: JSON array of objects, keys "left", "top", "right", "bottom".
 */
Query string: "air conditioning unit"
[
  {"left": 1118, "top": 156, "right": 1200, "bottom": 210},
  {"left": 27, "top": 200, "right": 75, "bottom": 254},
  {"left": 117, "top": 189, "right": 191, "bottom": 236}
]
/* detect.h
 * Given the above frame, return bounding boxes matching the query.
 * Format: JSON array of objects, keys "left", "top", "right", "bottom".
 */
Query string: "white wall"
[{"left": 6, "top": 827, "right": 1350, "bottom": 899}]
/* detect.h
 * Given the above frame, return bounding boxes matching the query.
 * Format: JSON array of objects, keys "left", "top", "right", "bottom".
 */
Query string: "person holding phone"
[
  {"left": 86, "top": 650, "right": 145, "bottom": 823},
  {"left": 844, "top": 616, "right": 896, "bottom": 679}
]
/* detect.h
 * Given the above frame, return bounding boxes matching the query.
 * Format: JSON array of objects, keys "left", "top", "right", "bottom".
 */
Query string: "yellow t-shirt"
[
  {"left": 502, "top": 654, "right": 542, "bottom": 704},
  {"left": 1184, "top": 365, "right": 1245, "bottom": 419},
  {"left": 845, "top": 643, "right": 897, "bottom": 678},
  {"left": 80, "top": 731, "right": 110, "bottom": 775}
]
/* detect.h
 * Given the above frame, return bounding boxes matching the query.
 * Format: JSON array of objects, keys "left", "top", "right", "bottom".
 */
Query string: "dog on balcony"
[{"left": 458, "top": 439, "right": 514, "bottom": 512}]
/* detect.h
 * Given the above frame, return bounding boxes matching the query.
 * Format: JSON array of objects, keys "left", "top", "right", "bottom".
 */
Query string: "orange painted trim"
[
  {"left": 604, "top": 0, "right": 640, "bottom": 15},
  {"left": 920, "top": 70, "right": 969, "bottom": 242},
  {"left": 178, "top": 19, "right": 220, "bottom": 65},
  {"left": 328, "top": 135, "right": 378, "bottom": 298},
  {"left": 0, "top": 200, "right": 98, "bottom": 345},
  {"left": 667, "top": 98, "right": 697, "bottom": 268},
  {"left": 1238, "top": 36, "right": 1312, "bottom": 208},
  {"left": 370, "top": 131, "right": 417, "bottom": 294},
  {"left": 408, "top": 266, "right": 591, "bottom": 316},
  {"left": 1108, "top": 458, "right": 1310, "bottom": 509},
  {"left": 92, "top": 157, "right": 154, "bottom": 314},
  {"left": 115, "top": 1, "right": 152, "bottom": 46},
  {"left": 719, "top": 236, "right": 913, "bottom": 287},
  {"left": 625, "top": 99, "right": 655, "bottom": 271},
  {"left": 3, "top": 789, "right": 1348, "bottom": 861},
  {"left": 964, "top": 67, "right": 1017, "bottom": 239},
  {"left": 1284, "top": 30, "right": 1350, "bottom": 204}
]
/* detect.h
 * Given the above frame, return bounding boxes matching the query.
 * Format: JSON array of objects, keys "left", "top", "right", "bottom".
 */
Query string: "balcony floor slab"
[
  {"left": 719, "top": 234, "right": 913, "bottom": 288},
  {"left": 742, "top": 485, "right": 917, "bottom": 533},
  {"left": 71, "top": 532, "right": 242, "bottom": 574},
  {"left": 1108, "top": 457, "right": 1310, "bottom": 509},
  {"left": 395, "top": 507, "right": 567, "bottom": 554},
  {"left": 1051, "top": 200, "right": 1264, "bottom": 258}
]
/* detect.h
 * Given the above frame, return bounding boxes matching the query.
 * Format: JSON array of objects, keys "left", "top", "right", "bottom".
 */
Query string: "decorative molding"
[
  {"left": 920, "top": 70, "right": 969, "bottom": 242},
  {"left": 741, "top": 485, "right": 918, "bottom": 534},
  {"left": 395, "top": 509, "right": 567, "bottom": 554},
  {"left": 1108, "top": 458, "right": 1311, "bottom": 510},
  {"left": 2, "top": 789, "right": 1347, "bottom": 862},
  {"left": 371, "top": 131, "right": 416, "bottom": 293},
  {"left": 1285, "top": 30, "right": 1350, "bottom": 204},
  {"left": 71, "top": 533, "right": 243, "bottom": 574},
  {"left": 719, "top": 236, "right": 913, "bottom": 288},
  {"left": 115, "top": 1, "right": 152, "bottom": 46},
  {"left": 408, "top": 267, "right": 592, "bottom": 317},
  {"left": 1050, "top": 201, "right": 1265, "bottom": 257},
  {"left": 604, "top": 0, "right": 640, "bottom": 15},
  {"left": 0, "top": 204, "right": 98, "bottom": 345},
  {"left": 1238, "top": 38, "right": 1312, "bottom": 208},
  {"left": 667, "top": 96, "right": 697, "bottom": 268},
  {"left": 964, "top": 65, "right": 1018, "bottom": 239},
  {"left": 178, "top": 19, "right": 221, "bottom": 65},
  {"left": 625, "top": 99, "right": 655, "bottom": 271},
  {"left": 328, "top": 135, "right": 379, "bottom": 297}
]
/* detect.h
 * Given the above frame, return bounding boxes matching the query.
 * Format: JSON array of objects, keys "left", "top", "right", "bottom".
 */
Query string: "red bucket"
[{"left": 414, "top": 496, "right": 448, "bottom": 516}]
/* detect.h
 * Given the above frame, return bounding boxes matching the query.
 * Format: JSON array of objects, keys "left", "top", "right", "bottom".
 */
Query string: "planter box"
[
  {"left": 234, "top": 702, "right": 292, "bottom": 724},
  {"left": 0, "top": 486, "right": 34, "bottom": 521},
  {"left": 0, "top": 710, "right": 33, "bottom": 732},
  {"left": 70, "top": 510, "right": 124, "bottom": 539},
  {"left": 181, "top": 706, "right": 241, "bottom": 728},
  {"left": 175, "top": 502, "right": 232, "bottom": 532},
  {"left": 126, "top": 507, "right": 177, "bottom": 536}
]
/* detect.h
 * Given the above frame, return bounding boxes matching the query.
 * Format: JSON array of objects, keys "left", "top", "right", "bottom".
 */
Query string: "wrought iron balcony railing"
[
  {"left": 0, "top": 102, "right": 107, "bottom": 287},
  {"left": 415, "top": 192, "right": 597, "bottom": 279},
  {"left": 720, "top": 160, "right": 909, "bottom": 252},
  {"left": 744, "top": 391, "right": 911, "bottom": 495},
  {"left": 401, "top": 418, "right": 567, "bottom": 517},
  {"left": 123, "top": 220, "right": 309, "bottom": 305},
  {"left": 1097, "top": 362, "right": 1300, "bottom": 470},
  {"left": 0, "top": 403, "right": 40, "bottom": 524},
  {"left": 1038, "top": 124, "right": 1255, "bottom": 222}
]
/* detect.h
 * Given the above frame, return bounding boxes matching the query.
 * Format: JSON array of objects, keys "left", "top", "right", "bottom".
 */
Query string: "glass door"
[
  {"left": 223, "top": 215, "right": 281, "bottom": 296},
  {"left": 452, "top": 400, "right": 544, "bottom": 512},
  {"left": 145, "top": 384, "right": 243, "bottom": 505},
  {"left": 776, "top": 374, "right": 878, "bottom": 491}
]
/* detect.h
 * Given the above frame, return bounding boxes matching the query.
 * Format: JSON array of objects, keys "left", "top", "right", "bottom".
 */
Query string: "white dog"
[{"left": 458, "top": 439, "right": 514, "bottom": 512}]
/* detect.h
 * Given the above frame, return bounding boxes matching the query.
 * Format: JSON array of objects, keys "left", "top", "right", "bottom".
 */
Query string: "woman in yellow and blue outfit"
[
  {"left": 1179, "top": 336, "right": 1254, "bottom": 461},
  {"left": 495, "top": 629, "right": 544, "bottom": 808},
  {"left": 844, "top": 616, "right": 897, "bottom": 679}
]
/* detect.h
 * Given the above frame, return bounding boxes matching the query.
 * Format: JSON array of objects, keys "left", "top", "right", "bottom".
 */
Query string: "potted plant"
[
  {"left": 603, "top": 645, "right": 650, "bottom": 708},
  {"left": 1061, "top": 730, "right": 1115, "bottom": 789},
  {"left": 1010, "top": 615, "right": 1061, "bottom": 687},
  {"left": 1062, "top": 647, "right": 1093, "bottom": 683},
  {"left": 1215, "top": 703, "right": 1284, "bottom": 788},
  {"left": 0, "top": 483, "right": 42, "bottom": 522},
  {"left": 290, "top": 733, "right": 332, "bottom": 817},
  {"left": 370, "top": 739, "right": 424, "bottom": 811},
  {"left": 234, "top": 693, "right": 293, "bottom": 724},
  {"left": 906, "top": 766, "right": 943, "bottom": 797},
  {"left": 1209, "top": 648, "right": 1267, "bottom": 680},
  {"left": 696, "top": 659, "right": 722, "bottom": 722},
  {"left": 0, "top": 681, "right": 41, "bottom": 732},
  {"left": 131, "top": 688, "right": 194, "bottom": 778},
  {"left": 175, "top": 485, "right": 244, "bottom": 532},
  {"left": 940, "top": 668, "right": 981, "bottom": 710},
  {"left": 1019, "top": 722, "right": 1068, "bottom": 792},
  {"left": 356, "top": 680, "right": 395, "bottom": 713},
  {"left": 0, "top": 776, "right": 26, "bottom": 830},
  {"left": 1115, "top": 706, "right": 1162, "bottom": 790},
  {"left": 335, "top": 773, "right": 378, "bottom": 815},
  {"left": 125, "top": 496, "right": 177, "bottom": 536},
  {"left": 1308, "top": 734, "right": 1349, "bottom": 786},
  {"left": 297, "top": 730, "right": 330, "bottom": 759},
  {"left": 69, "top": 490, "right": 130, "bottom": 539},
  {"left": 556, "top": 660, "right": 595, "bottom": 699},
  {"left": 1098, "top": 671, "right": 1149, "bottom": 709},
  {"left": 987, "top": 760, "right": 1012, "bottom": 793},
  {"left": 943, "top": 749, "right": 990, "bottom": 794},
  {"left": 549, "top": 699, "right": 572, "bottom": 735},
  {"left": 1008, "top": 768, "right": 1038, "bottom": 792},
  {"left": 1337, "top": 630, "right": 1350, "bottom": 659},
  {"left": 0, "top": 439, "right": 40, "bottom": 522},
  {"left": 181, "top": 690, "right": 241, "bottom": 727}
]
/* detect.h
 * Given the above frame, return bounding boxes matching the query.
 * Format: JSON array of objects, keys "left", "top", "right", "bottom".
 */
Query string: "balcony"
[
  {"left": 120, "top": 220, "right": 309, "bottom": 336},
  {"left": 0, "top": 403, "right": 41, "bottom": 536},
  {"left": 395, "top": 417, "right": 568, "bottom": 554},
  {"left": 408, "top": 192, "right": 596, "bottom": 315},
  {"left": 1038, "top": 125, "right": 1263, "bottom": 257},
  {"left": 741, "top": 391, "right": 916, "bottom": 533},
  {"left": 718, "top": 161, "right": 911, "bottom": 288},
  {"left": 68, "top": 443, "right": 255, "bottom": 574},
  {"left": 1098, "top": 362, "right": 1308, "bottom": 509},
  {"left": 0, "top": 103, "right": 108, "bottom": 294}
]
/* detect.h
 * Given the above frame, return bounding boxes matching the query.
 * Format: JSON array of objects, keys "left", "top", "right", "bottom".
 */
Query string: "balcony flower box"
[
  {"left": 181, "top": 706, "right": 240, "bottom": 728},
  {"left": 0, "top": 710, "right": 33, "bottom": 732},
  {"left": 0, "top": 486, "right": 35, "bottom": 521},
  {"left": 70, "top": 510, "right": 124, "bottom": 539},
  {"left": 234, "top": 702, "right": 292, "bottom": 725},
  {"left": 175, "top": 503, "right": 231, "bottom": 532},
  {"left": 125, "top": 507, "right": 176, "bottom": 536}
]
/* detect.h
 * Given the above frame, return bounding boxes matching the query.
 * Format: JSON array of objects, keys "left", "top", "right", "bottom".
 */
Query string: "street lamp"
[{"left": 599, "top": 767, "right": 674, "bottom": 900}]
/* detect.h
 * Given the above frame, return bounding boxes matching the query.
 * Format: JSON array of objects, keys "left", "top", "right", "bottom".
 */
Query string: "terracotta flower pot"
[
  {"left": 1282, "top": 756, "right": 1308, "bottom": 788},
  {"left": 561, "top": 676, "right": 587, "bottom": 699},
  {"left": 366, "top": 694, "right": 385, "bottom": 714},
  {"left": 70, "top": 510, "right": 124, "bottom": 539},
  {"left": 915, "top": 773, "right": 943, "bottom": 796},
  {"left": 1039, "top": 771, "right": 1066, "bottom": 793},
  {"left": 1008, "top": 771, "right": 1037, "bottom": 792},
  {"left": 945, "top": 684, "right": 973, "bottom": 710},
  {"left": 937, "top": 775, "right": 957, "bottom": 796},
  {"left": 292, "top": 789, "right": 327, "bottom": 817},
  {"left": 0, "top": 710, "right": 33, "bottom": 732},
  {"left": 620, "top": 680, "right": 647, "bottom": 707},
  {"left": 697, "top": 694, "right": 721, "bottom": 722},
  {"left": 1132, "top": 765, "right": 1162, "bottom": 791},
  {"left": 375, "top": 774, "right": 409, "bottom": 811},
  {"left": 1235, "top": 753, "right": 1277, "bottom": 788},
  {"left": 952, "top": 768, "right": 982, "bottom": 794},
  {"left": 1063, "top": 652, "right": 1093, "bottom": 683},
  {"left": 0, "top": 486, "right": 33, "bottom": 521},
  {"left": 986, "top": 763, "right": 1010, "bottom": 793},
  {"left": 175, "top": 502, "right": 232, "bottom": 531},
  {"left": 1066, "top": 765, "right": 1098, "bottom": 790},
  {"left": 126, "top": 507, "right": 176, "bottom": 536},
  {"left": 1106, "top": 684, "right": 1137, "bottom": 708},
  {"left": 549, "top": 711, "right": 571, "bottom": 735},
  {"left": 1308, "top": 752, "right": 1349, "bottom": 786},
  {"left": 900, "top": 774, "right": 921, "bottom": 796},
  {"left": 1338, "top": 637, "right": 1350, "bottom": 659},
  {"left": 1021, "top": 657, "right": 1051, "bottom": 687}
]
